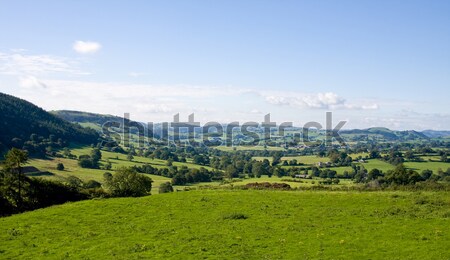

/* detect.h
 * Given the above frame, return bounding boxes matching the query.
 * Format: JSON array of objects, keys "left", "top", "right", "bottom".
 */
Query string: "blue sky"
[{"left": 0, "top": 0, "right": 449, "bottom": 129}]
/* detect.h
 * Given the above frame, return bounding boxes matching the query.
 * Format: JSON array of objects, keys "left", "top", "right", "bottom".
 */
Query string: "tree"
[
  {"left": 385, "top": 164, "right": 419, "bottom": 185},
  {"left": 90, "top": 148, "right": 102, "bottom": 162},
  {"left": 78, "top": 157, "right": 93, "bottom": 168},
  {"left": 159, "top": 182, "right": 174, "bottom": 193},
  {"left": 420, "top": 169, "right": 433, "bottom": 181},
  {"left": 104, "top": 167, "right": 152, "bottom": 197},
  {"left": 274, "top": 167, "right": 286, "bottom": 178},
  {"left": 56, "top": 163, "right": 64, "bottom": 171},
  {"left": 225, "top": 165, "right": 238, "bottom": 180},
  {"left": 62, "top": 147, "right": 71, "bottom": 157},
  {"left": 127, "top": 153, "right": 134, "bottom": 162},
  {"left": 172, "top": 173, "right": 187, "bottom": 185},
  {"left": 85, "top": 180, "right": 102, "bottom": 189},
  {"left": 441, "top": 152, "right": 448, "bottom": 163},
  {"left": 104, "top": 160, "right": 112, "bottom": 170},
  {"left": 4, "top": 148, "right": 28, "bottom": 209},
  {"left": 289, "top": 159, "right": 298, "bottom": 166},
  {"left": 252, "top": 162, "right": 265, "bottom": 178},
  {"left": 193, "top": 155, "right": 206, "bottom": 165},
  {"left": 29, "top": 133, "right": 38, "bottom": 142},
  {"left": 369, "top": 150, "right": 381, "bottom": 159},
  {"left": 103, "top": 172, "right": 113, "bottom": 182},
  {"left": 272, "top": 153, "right": 282, "bottom": 166},
  {"left": 367, "top": 168, "right": 382, "bottom": 181},
  {"left": 166, "top": 158, "right": 173, "bottom": 166}
]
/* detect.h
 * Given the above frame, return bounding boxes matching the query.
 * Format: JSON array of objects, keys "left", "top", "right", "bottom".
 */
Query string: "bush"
[
  {"left": 85, "top": 180, "right": 102, "bottom": 189},
  {"left": 104, "top": 167, "right": 153, "bottom": 197},
  {"left": 159, "top": 182, "right": 174, "bottom": 193},
  {"left": 78, "top": 158, "right": 93, "bottom": 168},
  {"left": 244, "top": 182, "right": 291, "bottom": 190},
  {"left": 56, "top": 163, "right": 64, "bottom": 171}
]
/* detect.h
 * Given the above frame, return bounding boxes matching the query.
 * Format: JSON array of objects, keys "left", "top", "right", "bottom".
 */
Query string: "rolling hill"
[
  {"left": 340, "top": 127, "right": 429, "bottom": 141},
  {"left": 0, "top": 92, "right": 99, "bottom": 152}
]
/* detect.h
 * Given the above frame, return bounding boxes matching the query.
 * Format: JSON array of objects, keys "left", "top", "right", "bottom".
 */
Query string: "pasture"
[{"left": 0, "top": 190, "right": 448, "bottom": 259}]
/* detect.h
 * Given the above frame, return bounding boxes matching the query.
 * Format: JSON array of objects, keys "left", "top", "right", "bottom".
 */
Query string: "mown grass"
[{"left": 0, "top": 190, "right": 448, "bottom": 259}]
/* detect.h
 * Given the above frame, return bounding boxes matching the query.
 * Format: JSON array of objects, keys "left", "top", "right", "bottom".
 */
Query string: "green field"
[
  {"left": 1, "top": 190, "right": 449, "bottom": 259},
  {"left": 253, "top": 155, "right": 330, "bottom": 165},
  {"left": 215, "top": 146, "right": 285, "bottom": 152},
  {"left": 216, "top": 176, "right": 355, "bottom": 188}
]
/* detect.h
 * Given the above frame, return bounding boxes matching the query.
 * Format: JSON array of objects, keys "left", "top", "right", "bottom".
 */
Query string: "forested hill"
[
  {"left": 51, "top": 110, "right": 124, "bottom": 127},
  {"left": 51, "top": 110, "right": 151, "bottom": 136},
  {"left": 0, "top": 92, "right": 99, "bottom": 153}
]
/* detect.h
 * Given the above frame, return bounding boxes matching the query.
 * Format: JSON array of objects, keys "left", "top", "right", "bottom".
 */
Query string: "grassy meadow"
[{"left": 0, "top": 190, "right": 449, "bottom": 259}]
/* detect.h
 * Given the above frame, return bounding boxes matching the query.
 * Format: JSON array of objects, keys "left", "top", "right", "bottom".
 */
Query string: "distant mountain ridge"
[
  {"left": 421, "top": 130, "right": 450, "bottom": 138},
  {"left": 51, "top": 110, "right": 445, "bottom": 142},
  {"left": 340, "top": 127, "right": 429, "bottom": 141}
]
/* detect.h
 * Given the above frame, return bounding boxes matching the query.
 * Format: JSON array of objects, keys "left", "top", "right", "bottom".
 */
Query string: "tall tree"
[{"left": 4, "top": 148, "right": 29, "bottom": 209}]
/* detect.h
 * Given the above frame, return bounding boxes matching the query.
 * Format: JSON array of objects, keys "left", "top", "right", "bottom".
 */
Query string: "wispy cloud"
[
  {"left": 18, "top": 75, "right": 47, "bottom": 89},
  {"left": 263, "top": 91, "right": 379, "bottom": 110},
  {"left": 73, "top": 41, "right": 102, "bottom": 54},
  {"left": 128, "top": 72, "right": 147, "bottom": 77},
  {"left": 0, "top": 51, "right": 86, "bottom": 76},
  {"left": 13, "top": 79, "right": 247, "bottom": 121}
]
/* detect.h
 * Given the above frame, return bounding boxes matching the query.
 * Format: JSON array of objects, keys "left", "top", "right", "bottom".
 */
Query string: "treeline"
[
  {"left": 353, "top": 164, "right": 450, "bottom": 186},
  {"left": 130, "top": 164, "right": 222, "bottom": 185}
]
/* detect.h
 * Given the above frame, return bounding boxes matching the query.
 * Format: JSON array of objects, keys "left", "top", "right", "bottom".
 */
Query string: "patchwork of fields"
[{"left": 23, "top": 146, "right": 450, "bottom": 194}]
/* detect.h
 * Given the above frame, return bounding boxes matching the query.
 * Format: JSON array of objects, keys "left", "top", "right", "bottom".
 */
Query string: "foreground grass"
[{"left": 1, "top": 190, "right": 449, "bottom": 259}]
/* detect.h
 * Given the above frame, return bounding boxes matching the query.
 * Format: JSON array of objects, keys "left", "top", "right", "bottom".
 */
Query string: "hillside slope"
[
  {"left": 0, "top": 190, "right": 448, "bottom": 259},
  {"left": 0, "top": 93, "right": 99, "bottom": 151},
  {"left": 341, "top": 127, "right": 428, "bottom": 141},
  {"left": 51, "top": 110, "right": 124, "bottom": 127}
]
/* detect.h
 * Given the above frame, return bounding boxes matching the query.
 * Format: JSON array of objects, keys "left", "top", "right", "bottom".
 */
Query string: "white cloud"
[
  {"left": 73, "top": 41, "right": 102, "bottom": 54},
  {"left": 0, "top": 51, "right": 85, "bottom": 76},
  {"left": 250, "top": 109, "right": 262, "bottom": 114},
  {"left": 18, "top": 76, "right": 47, "bottom": 89},
  {"left": 263, "top": 91, "right": 379, "bottom": 110},
  {"left": 13, "top": 79, "right": 248, "bottom": 121},
  {"left": 9, "top": 76, "right": 449, "bottom": 129}
]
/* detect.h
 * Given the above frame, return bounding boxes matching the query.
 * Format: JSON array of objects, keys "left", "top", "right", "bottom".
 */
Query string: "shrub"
[
  {"left": 85, "top": 180, "right": 102, "bottom": 189},
  {"left": 56, "top": 163, "right": 64, "bottom": 171},
  {"left": 159, "top": 182, "right": 174, "bottom": 193},
  {"left": 78, "top": 158, "right": 93, "bottom": 168},
  {"left": 244, "top": 182, "right": 291, "bottom": 190},
  {"left": 104, "top": 167, "right": 153, "bottom": 197}
]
